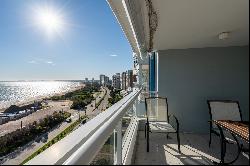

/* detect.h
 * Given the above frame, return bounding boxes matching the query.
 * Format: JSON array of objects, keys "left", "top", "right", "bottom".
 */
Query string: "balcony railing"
[{"left": 26, "top": 88, "right": 142, "bottom": 165}]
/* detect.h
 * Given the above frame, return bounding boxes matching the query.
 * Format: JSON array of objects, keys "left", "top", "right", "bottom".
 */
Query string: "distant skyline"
[{"left": 0, "top": 0, "right": 133, "bottom": 81}]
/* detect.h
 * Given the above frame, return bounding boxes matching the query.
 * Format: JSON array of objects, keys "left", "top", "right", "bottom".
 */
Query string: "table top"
[{"left": 213, "top": 120, "right": 249, "bottom": 142}]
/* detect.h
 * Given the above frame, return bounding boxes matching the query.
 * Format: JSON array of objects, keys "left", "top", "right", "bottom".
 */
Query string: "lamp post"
[{"left": 84, "top": 106, "right": 87, "bottom": 116}]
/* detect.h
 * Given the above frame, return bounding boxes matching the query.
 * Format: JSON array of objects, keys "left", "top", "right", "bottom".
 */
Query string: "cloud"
[
  {"left": 28, "top": 60, "right": 37, "bottom": 64},
  {"left": 110, "top": 54, "right": 118, "bottom": 57},
  {"left": 27, "top": 59, "right": 55, "bottom": 66},
  {"left": 46, "top": 61, "right": 56, "bottom": 66}
]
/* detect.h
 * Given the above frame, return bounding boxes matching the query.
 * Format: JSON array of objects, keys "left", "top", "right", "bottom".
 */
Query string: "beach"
[{"left": 0, "top": 100, "right": 73, "bottom": 137}]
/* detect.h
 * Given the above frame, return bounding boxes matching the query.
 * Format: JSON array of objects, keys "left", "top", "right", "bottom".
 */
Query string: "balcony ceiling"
[
  {"left": 153, "top": 0, "right": 249, "bottom": 50},
  {"left": 108, "top": 0, "right": 249, "bottom": 54}
]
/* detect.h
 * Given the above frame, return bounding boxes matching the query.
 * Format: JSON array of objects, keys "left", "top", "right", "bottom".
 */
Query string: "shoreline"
[{"left": 0, "top": 84, "right": 85, "bottom": 113}]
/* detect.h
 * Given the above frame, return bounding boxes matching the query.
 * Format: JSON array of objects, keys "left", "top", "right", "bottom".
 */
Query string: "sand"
[{"left": 0, "top": 100, "right": 73, "bottom": 137}]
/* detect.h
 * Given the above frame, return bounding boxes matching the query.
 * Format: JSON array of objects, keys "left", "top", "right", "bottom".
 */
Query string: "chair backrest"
[
  {"left": 207, "top": 100, "right": 242, "bottom": 121},
  {"left": 145, "top": 97, "right": 169, "bottom": 123}
]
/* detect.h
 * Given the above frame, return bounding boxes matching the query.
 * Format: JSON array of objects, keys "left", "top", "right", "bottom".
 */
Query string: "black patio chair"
[
  {"left": 145, "top": 97, "right": 180, "bottom": 152},
  {"left": 207, "top": 100, "right": 243, "bottom": 147}
]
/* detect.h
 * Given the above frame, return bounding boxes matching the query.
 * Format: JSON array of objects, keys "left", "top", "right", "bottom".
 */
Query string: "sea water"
[{"left": 0, "top": 81, "right": 82, "bottom": 109}]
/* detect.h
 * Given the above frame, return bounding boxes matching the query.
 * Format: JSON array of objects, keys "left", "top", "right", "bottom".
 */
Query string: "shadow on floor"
[{"left": 134, "top": 131, "right": 249, "bottom": 165}]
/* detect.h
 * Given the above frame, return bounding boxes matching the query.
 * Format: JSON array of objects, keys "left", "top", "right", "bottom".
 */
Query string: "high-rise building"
[
  {"left": 133, "top": 52, "right": 140, "bottom": 88},
  {"left": 121, "top": 72, "right": 127, "bottom": 90},
  {"left": 85, "top": 78, "right": 89, "bottom": 83},
  {"left": 127, "top": 70, "right": 133, "bottom": 89},
  {"left": 100, "top": 75, "right": 110, "bottom": 86},
  {"left": 104, "top": 76, "right": 109, "bottom": 86},
  {"left": 100, "top": 75, "right": 105, "bottom": 86},
  {"left": 112, "top": 73, "right": 121, "bottom": 89}
]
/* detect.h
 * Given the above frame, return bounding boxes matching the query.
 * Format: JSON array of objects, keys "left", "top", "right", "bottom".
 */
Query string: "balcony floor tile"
[{"left": 133, "top": 131, "right": 249, "bottom": 165}]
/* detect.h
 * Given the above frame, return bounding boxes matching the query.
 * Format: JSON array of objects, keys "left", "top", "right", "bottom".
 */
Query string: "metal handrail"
[{"left": 26, "top": 89, "right": 141, "bottom": 165}]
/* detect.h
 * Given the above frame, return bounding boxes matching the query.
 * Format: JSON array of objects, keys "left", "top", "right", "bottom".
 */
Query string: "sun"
[
  {"left": 37, "top": 10, "right": 62, "bottom": 33},
  {"left": 32, "top": 5, "right": 66, "bottom": 38}
]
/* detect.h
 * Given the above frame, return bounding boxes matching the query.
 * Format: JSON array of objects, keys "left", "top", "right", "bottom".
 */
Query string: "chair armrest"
[{"left": 168, "top": 114, "right": 179, "bottom": 132}]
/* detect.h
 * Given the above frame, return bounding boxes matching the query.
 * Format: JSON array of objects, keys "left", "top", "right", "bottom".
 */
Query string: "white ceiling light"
[{"left": 218, "top": 32, "right": 230, "bottom": 40}]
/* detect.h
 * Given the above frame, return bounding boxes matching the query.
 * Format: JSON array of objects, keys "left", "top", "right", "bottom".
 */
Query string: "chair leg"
[
  {"left": 220, "top": 134, "right": 226, "bottom": 164},
  {"left": 177, "top": 132, "right": 181, "bottom": 153},
  {"left": 209, "top": 130, "right": 212, "bottom": 148},
  {"left": 146, "top": 122, "right": 149, "bottom": 152}
]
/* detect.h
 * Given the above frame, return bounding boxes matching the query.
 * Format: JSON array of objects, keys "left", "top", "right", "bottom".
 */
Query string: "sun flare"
[
  {"left": 33, "top": 5, "right": 66, "bottom": 38},
  {"left": 38, "top": 10, "right": 62, "bottom": 32}
]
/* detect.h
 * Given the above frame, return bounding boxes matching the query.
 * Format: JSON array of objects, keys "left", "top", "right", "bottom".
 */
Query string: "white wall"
[{"left": 158, "top": 46, "right": 249, "bottom": 133}]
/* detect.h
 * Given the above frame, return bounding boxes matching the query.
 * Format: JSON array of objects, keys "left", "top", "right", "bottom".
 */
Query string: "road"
[
  {"left": 85, "top": 87, "right": 110, "bottom": 120},
  {"left": 97, "top": 87, "right": 110, "bottom": 112}
]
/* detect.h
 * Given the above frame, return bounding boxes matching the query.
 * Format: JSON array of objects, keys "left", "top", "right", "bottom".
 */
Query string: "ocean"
[{"left": 0, "top": 81, "right": 83, "bottom": 110}]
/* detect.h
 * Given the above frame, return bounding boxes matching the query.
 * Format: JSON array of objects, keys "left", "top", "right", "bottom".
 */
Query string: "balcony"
[
  {"left": 24, "top": 0, "right": 249, "bottom": 164},
  {"left": 25, "top": 89, "right": 248, "bottom": 165}
]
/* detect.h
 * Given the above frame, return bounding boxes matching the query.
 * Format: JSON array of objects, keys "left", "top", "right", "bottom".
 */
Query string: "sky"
[{"left": 0, "top": 0, "right": 133, "bottom": 81}]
